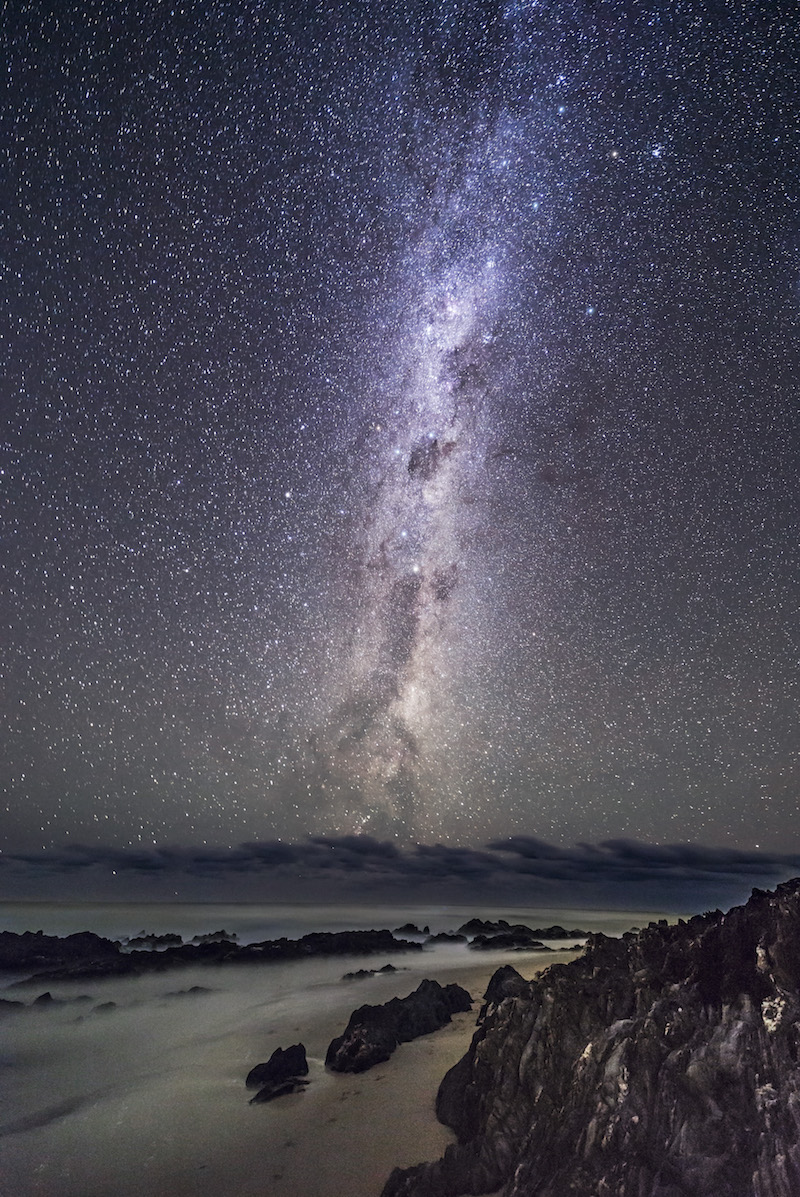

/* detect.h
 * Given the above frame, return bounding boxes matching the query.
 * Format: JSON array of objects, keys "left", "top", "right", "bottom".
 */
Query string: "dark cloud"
[{"left": 3, "top": 837, "right": 799, "bottom": 911}]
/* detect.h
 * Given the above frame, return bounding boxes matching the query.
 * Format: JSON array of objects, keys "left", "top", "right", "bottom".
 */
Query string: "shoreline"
[
  {"left": 1, "top": 903, "right": 660, "bottom": 1197},
  {"left": 0, "top": 944, "right": 576, "bottom": 1197}
]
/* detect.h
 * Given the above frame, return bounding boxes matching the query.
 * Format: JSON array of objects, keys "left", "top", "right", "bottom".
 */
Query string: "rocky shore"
[
  {"left": 382, "top": 880, "right": 800, "bottom": 1197},
  {"left": 0, "top": 927, "right": 424, "bottom": 983},
  {"left": 0, "top": 917, "right": 584, "bottom": 984}
]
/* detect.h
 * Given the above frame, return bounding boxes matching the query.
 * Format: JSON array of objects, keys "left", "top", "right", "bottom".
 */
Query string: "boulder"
[
  {"left": 246, "top": 1043, "right": 309, "bottom": 1096},
  {"left": 326, "top": 979, "right": 472, "bottom": 1074}
]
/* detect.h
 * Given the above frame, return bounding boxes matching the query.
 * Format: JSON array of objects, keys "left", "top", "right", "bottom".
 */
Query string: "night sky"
[{"left": 4, "top": 0, "right": 800, "bottom": 885}]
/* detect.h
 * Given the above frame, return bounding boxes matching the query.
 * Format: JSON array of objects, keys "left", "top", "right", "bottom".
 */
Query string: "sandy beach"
[{"left": 0, "top": 947, "right": 577, "bottom": 1197}]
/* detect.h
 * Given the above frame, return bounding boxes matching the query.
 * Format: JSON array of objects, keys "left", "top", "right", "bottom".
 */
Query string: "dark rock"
[
  {"left": 456, "top": 918, "right": 535, "bottom": 938},
  {"left": 0, "top": 930, "right": 121, "bottom": 976},
  {"left": 455, "top": 918, "right": 587, "bottom": 941},
  {"left": 7, "top": 926, "right": 422, "bottom": 984},
  {"left": 326, "top": 979, "right": 472, "bottom": 1074},
  {"left": 126, "top": 932, "right": 184, "bottom": 949},
  {"left": 394, "top": 924, "right": 423, "bottom": 936},
  {"left": 343, "top": 963, "right": 401, "bottom": 981},
  {"left": 0, "top": 998, "right": 25, "bottom": 1015},
  {"left": 191, "top": 930, "right": 238, "bottom": 944},
  {"left": 527, "top": 924, "right": 589, "bottom": 939},
  {"left": 249, "top": 1078, "right": 309, "bottom": 1103},
  {"left": 425, "top": 932, "right": 467, "bottom": 944},
  {"left": 163, "top": 985, "right": 212, "bottom": 998},
  {"left": 468, "top": 932, "right": 546, "bottom": 951},
  {"left": 478, "top": 964, "right": 529, "bottom": 1019},
  {"left": 246, "top": 1043, "right": 308, "bottom": 1090},
  {"left": 381, "top": 879, "right": 800, "bottom": 1197}
]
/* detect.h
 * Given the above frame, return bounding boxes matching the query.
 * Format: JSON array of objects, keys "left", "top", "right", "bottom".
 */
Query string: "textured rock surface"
[
  {"left": 326, "top": 978, "right": 472, "bottom": 1073},
  {"left": 383, "top": 880, "right": 800, "bottom": 1197},
  {"left": 246, "top": 1043, "right": 309, "bottom": 1090},
  {"left": 246, "top": 1043, "right": 309, "bottom": 1103}
]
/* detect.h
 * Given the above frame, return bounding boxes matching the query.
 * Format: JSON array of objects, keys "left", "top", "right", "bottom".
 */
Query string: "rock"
[
  {"left": 343, "top": 963, "right": 401, "bottom": 981},
  {"left": 5, "top": 926, "right": 422, "bottom": 984},
  {"left": 381, "top": 879, "right": 800, "bottom": 1197},
  {"left": 394, "top": 924, "right": 423, "bottom": 936},
  {"left": 0, "top": 930, "right": 122, "bottom": 976},
  {"left": 456, "top": 918, "right": 535, "bottom": 938},
  {"left": 0, "top": 998, "right": 25, "bottom": 1015},
  {"left": 326, "top": 979, "right": 472, "bottom": 1074},
  {"left": 126, "top": 932, "right": 183, "bottom": 949},
  {"left": 468, "top": 932, "right": 546, "bottom": 951},
  {"left": 162, "top": 985, "right": 212, "bottom": 998},
  {"left": 527, "top": 925, "right": 589, "bottom": 939},
  {"left": 478, "top": 963, "right": 529, "bottom": 1018},
  {"left": 249, "top": 1078, "right": 309, "bottom": 1103},
  {"left": 91, "top": 1001, "right": 116, "bottom": 1014},
  {"left": 246, "top": 1043, "right": 308, "bottom": 1090},
  {"left": 425, "top": 932, "right": 467, "bottom": 944},
  {"left": 455, "top": 919, "right": 588, "bottom": 941},
  {"left": 191, "top": 930, "right": 238, "bottom": 944}
]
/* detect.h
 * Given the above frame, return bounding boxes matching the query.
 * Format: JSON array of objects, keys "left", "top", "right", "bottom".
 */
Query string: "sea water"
[{"left": 0, "top": 902, "right": 671, "bottom": 1197}]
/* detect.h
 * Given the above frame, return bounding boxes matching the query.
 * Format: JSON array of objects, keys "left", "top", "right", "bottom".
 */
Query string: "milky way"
[{"left": 4, "top": 0, "right": 800, "bottom": 855}]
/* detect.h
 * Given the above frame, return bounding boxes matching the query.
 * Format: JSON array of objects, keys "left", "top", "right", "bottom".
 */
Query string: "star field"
[{"left": 3, "top": 0, "right": 800, "bottom": 856}]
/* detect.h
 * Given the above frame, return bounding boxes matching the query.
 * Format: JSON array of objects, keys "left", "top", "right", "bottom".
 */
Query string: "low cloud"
[{"left": 3, "top": 836, "right": 799, "bottom": 912}]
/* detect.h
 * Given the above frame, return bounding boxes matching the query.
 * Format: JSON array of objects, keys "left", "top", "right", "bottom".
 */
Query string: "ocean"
[{"left": 0, "top": 901, "right": 672, "bottom": 1197}]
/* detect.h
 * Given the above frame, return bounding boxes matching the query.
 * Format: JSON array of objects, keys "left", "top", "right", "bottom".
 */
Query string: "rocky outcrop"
[
  {"left": 0, "top": 930, "right": 121, "bottom": 973},
  {"left": 342, "top": 963, "right": 400, "bottom": 981},
  {"left": 456, "top": 918, "right": 587, "bottom": 939},
  {"left": 126, "top": 932, "right": 183, "bottom": 949},
  {"left": 247, "top": 1043, "right": 309, "bottom": 1103},
  {"left": 326, "top": 979, "right": 472, "bottom": 1074},
  {"left": 383, "top": 880, "right": 800, "bottom": 1197},
  {"left": 3, "top": 927, "right": 423, "bottom": 983},
  {"left": 468, "top": 932, "right": 547, "bottom": 951}
]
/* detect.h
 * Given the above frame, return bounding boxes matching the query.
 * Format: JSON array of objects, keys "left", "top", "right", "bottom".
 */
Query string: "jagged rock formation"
[
  {"left": 383, "top": 880, "right": 800, "bottom": 1197},
  {"left": 246, "top": 1043, "right": 309, "bottom": 1103},
  {"left": 326, "top": 979, "right": 472, "bottom": 1073}
]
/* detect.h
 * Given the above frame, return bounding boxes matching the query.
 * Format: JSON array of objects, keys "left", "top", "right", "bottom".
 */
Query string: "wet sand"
[{"left": 0, "top": 949, "right": 575, "bottom": 1197}]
